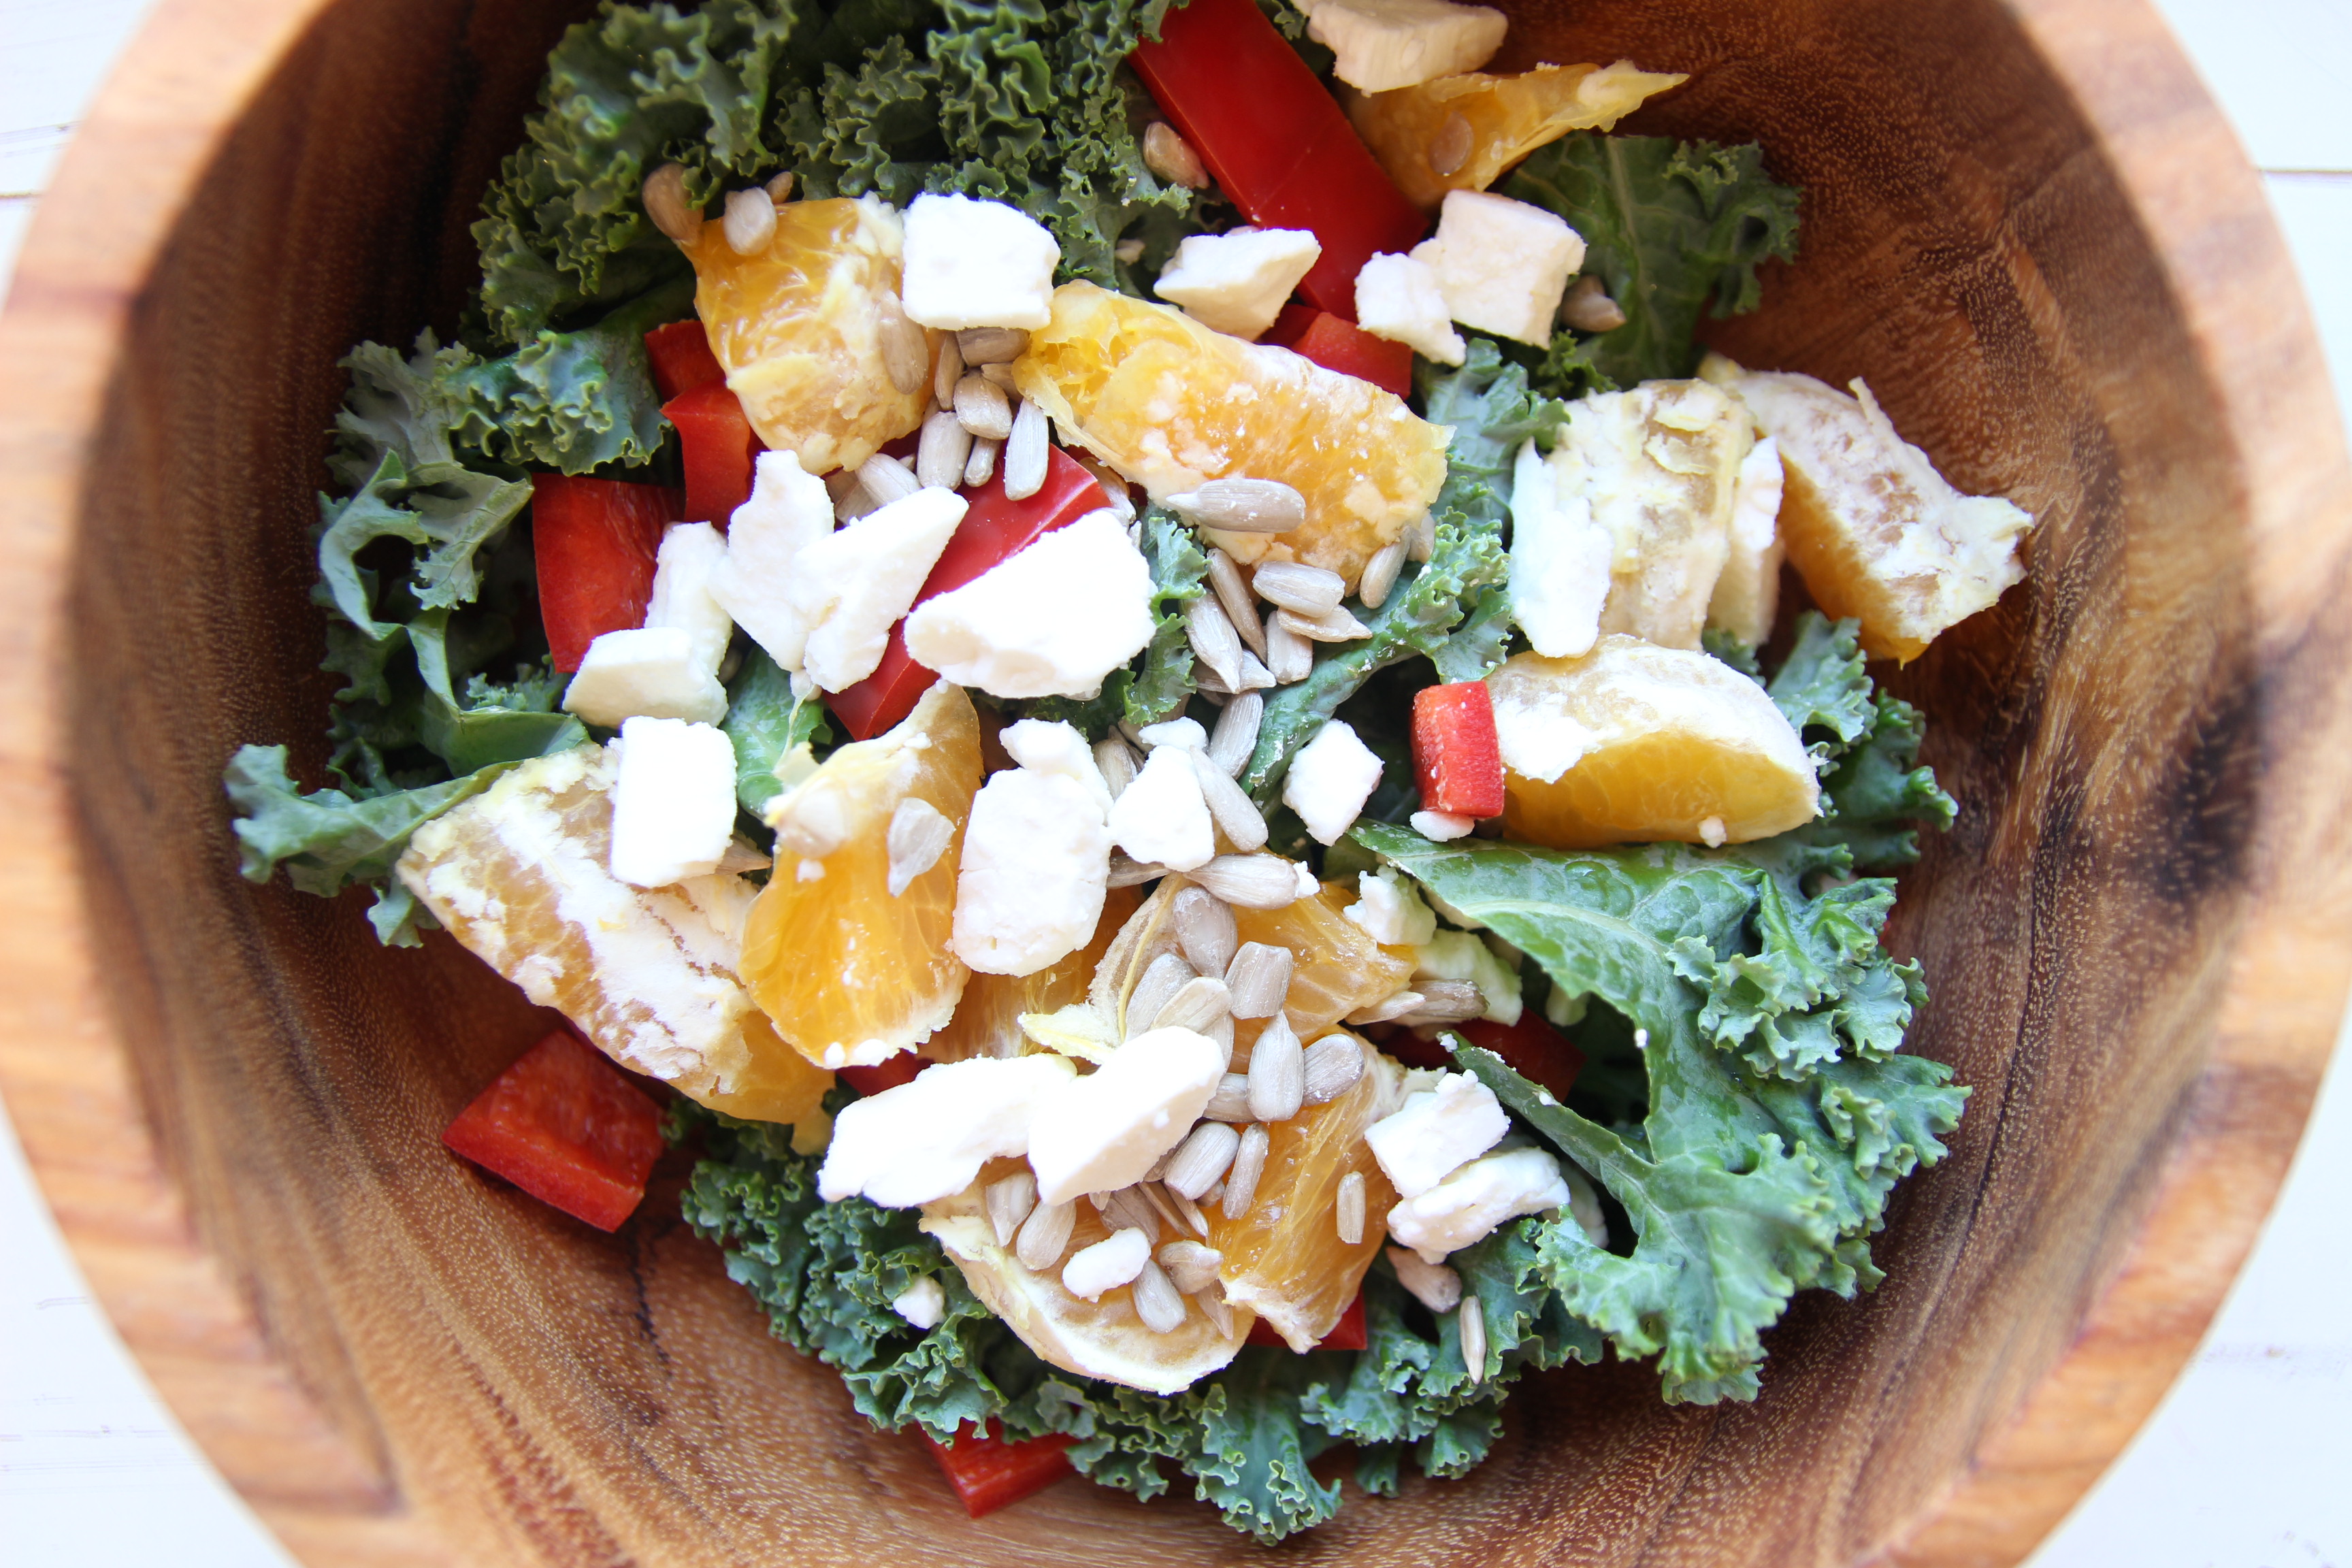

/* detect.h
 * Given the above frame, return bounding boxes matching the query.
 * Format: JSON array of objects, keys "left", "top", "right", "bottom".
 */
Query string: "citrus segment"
[
  {"left": 1207, "top": 1036, "right": 1403, "bottom": 1350},
  {"left": 1012, "top": 282, "right": 1449, "bottom": 588},
  {"left": 1345, "top": 63, "right": 1688, "bottom": 210},
  {"left": 685, "top": 194, "right": 931, "bottom": 474},
  {"left": 740, "top": 681, "right": 980, "bottom": 1068},
  {"left": 397, "top": 745, "right": 832, "bottom": 1123},
  {"left": 1486, "top": 638, "right": 1818, "bottom": 848},
  {"left": 1230, "top": 879, "right": 1416, "bottom": 1037},
  {"left": 928, "top": 885, "right": 1139, "bottom": 1062}
]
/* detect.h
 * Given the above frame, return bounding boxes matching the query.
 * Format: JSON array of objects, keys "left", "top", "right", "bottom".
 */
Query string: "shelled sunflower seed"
[
  {"left": 1171, "top": 885, "right": 1238, "bottom": 977},
  {"left": 1100, "top": 1186, "right": 1162, "bottom": 1241},
  {"left": 1264, "top": 610, "right": 1313, "bottom": 682},
  {"left": 1460, "top": 1296, "right": 1488, "bottom": 1384},
  {"left": 1132, "top": 1260, "right": 1188, "bottom": 1333},
  {"left": 1278, "top": 602, "right": 1373, "bottom": 642},
  {"left": 1392, "top": 980, "right": 1486, "bottom": 1026},
  {"left": 1301, "top": 1034, "right": 1364, "bottom": 1103},
  {"left": 723, "top": 187, "right": 777, "bottom": 254},
  {"left": 916, "top": 409, "right": 973, "bottom": 489},
  {"left": 1191, "top": 853, "right": 1305, "bottom": 909},
  {"left": 1224, "top": 942, "right": 1293, "bottom": 1019},
  {"left": 932, "top": 323, "right": 964, "bottom": 406},
  {"left": 1126, "top": 951, "right": 1197, "bottom": 1040},
  {"left": 1094, "top": 736, "right": 1141, "bottom": 799},
  {"left": 1246, "top": 1013, "right": 1305, "bottom": 1122},
  {"left": 764, "top": 169, "right": 796, "bottom": 203},
  {"left": 986, "top": 1171, "right": 1038, "bottom": 1246},
  {"left": 1156, "top": 1239, "right": 1223, "bottom": 1294},
  {"left": 1359, "top": 539, "right": 1407, "bottom": 608},
  {"left": 1221, "top": 1124, "right": 1270, "bottom": 1219},
  {"left": 1188, "top": 749, "right": 1269, "bottom": 851},
  {"left": 953, "top": 373, "right": 1013, "bottom": 441},
  {"left": 1205, "top": 548, "right": 1267, "bottom": 658},
  {"left": 1004, "top": 398, "right": 1049, "bottom": 500},
  {"left": 956, "top": 326, "right": 1029, "bottom": 363},
  {"left": 1186, "top": 594, "right": 1245, "bottom": 691},
  {"left": 643, "top": 163, "right": 702, "bottom": 244},
  {"left": 963, "top": 435, "right": 999, "bottom": 488},
  {"left": 1107, "top": 851, "right": 1166, "bottom": 888},
  {"left": 1335, "top": 1171, "right": 1366, "bottom": 1245},
  {"left": 1154, "top": 975, "right": 1233, "bottom": 1034},
  {"left": 875, "top": 291, "right": 930, "bottom": 394},
  {"left": 1251, "top": 560, "right": 1346, "bottom": 615},
  {"left": 1162, "top": 1122, "right": 1241, "bottom": 1200},
  {"left": 858, "top": 452, "right": 921, "bottom": 506},
  {"left": 1204, "top": 1073, "right": 1254, "bottom": 1123},
  {"left": 1207, "top": 694, "right": 1263, "bottom": 778},
  {"left": 1167, "top": 477, "right": 1305, "bottom": 534},
  {"left": 1015, "top": 1200, "right": 1076, "bottom": 1270}
]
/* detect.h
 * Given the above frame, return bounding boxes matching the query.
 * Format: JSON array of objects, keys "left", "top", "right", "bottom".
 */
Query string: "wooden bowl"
[{"left": 4, "top": 0, "right": 2350, "bottom": 1562}]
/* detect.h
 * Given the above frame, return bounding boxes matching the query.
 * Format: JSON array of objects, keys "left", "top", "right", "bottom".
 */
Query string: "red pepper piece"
[
  {"left": 642, "top": 317, "right": 727, "bottom": 401},
  {"left": 663, "top": 380, "right": 762, "bottom": 525},
  {"left": 1130, "top": 0, "right": 1426, "bottom": 320},
  {"left": 1412, "top": 681, "right": 1507, "bottom": 819},
  {"left": 1263, "top": 303, "right": 1416, "bottom": 398},
  {"left": 532, "top": 474, "right": 681, "bottom": 672},
  {"left": 921, "top": 1421, "right": 1077, "bottom": 1518},
  {"left": 1378, "top": 1029, "right": 1454, "bottom": 1072},
  {"left": 1247, "top": 1289, "right": 1368, "bottom": 1351},
  {"left": 825, "top": 446, "right": 1109, "bottom": 739},
  {"left": 1454, "top": 1015, "right": 1586, "bottom": 1103},
  {"left": 837, "top": 1054, "right": 928, "bottom": 1098},
  {"left": 442, "top": 1029, "right": 666, "bottom": 1232}
]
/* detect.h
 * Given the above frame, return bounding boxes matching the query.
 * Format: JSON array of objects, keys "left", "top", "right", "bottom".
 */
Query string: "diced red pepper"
[
  {"left": 1263, "top": 303, "right": 1415, "bottom": 398},
  {"left": 837, "top": 1054, "right": 928, "bottom": 1098},
  {"left": 1378, "top": 1029, "right": 1454, "bottom": 1072},
  {"left": 642, "top": 317, "right": 727, "bottom": 401},
  {"left": 826, "top": 446, "right": 1110, "bottom": 739},
  {"left": 1455, "top": 1015, "right": 1586, "bottom": 1103},
  {"left": 663, "top": 380, "right": 762, "bottom": 525},
  {"left": 442, "top": 1029, "right": 666, "bottom": 1232},
  {"left": 1130, "top": 0, "right": 1426, "bottom": 320},
  {"left": 921, "top": 1422, "right": 1077, "bottom": 1518},
  {"left": 1413, "top": 681, "right": 1507, "bottom": 819},
  {"left": 1247, "top": 1291, "right": 1367, "bottom": 1352},
  {"left": 532, "top": 474, "right": 681, "bottom": 671}
]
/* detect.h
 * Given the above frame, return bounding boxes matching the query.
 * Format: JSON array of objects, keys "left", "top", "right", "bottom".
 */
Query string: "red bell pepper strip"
[
  {"left": 1263, "top": 304, "right": 1415, "bottom": 398},
  {"left": 532, "top": 474, "right": 681, "bottom": 672},
  {"left": 663, "top": 380, "right": 762, "bottom": 525},
  {"left": 1130, "top": 0, "right": 1426, "bottom": 320},
  {"left": 1412, "top": 681, "right": 1507, "bottom": 818},
  {"left": 921, "top": 1422, "right": 1077, "bottom": 1518},
  {"left": 642, "top": 317, "right": 728, "bottom": 401},
  {"left": 1454, "top": 1015, "right": 1586, "bottom": 1102},
  {"left": 837, "top": 1054, "right": 928, "bottom": 1098},
  {"left": 825, "top": 446, "right": 1109, "bottom": 739},
  {"left": 442, "top": 1029, "right": 667, "bottom": 1232},
  {"left": 1247, "top": 1289, "right": 1368, "bottom": 1352}
]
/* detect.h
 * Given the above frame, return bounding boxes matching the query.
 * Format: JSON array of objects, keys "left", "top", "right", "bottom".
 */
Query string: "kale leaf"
[
  {"left": 1766, "top": 614, "right": 1959, "bottom": 870},
  {"left": 722, "top": 646, "right": 833, "bottom": 817}
]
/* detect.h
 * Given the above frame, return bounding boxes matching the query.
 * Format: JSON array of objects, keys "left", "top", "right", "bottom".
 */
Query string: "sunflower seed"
[
  {"left": 1247, "top": 1013, "right": 1305, "bottom": 1122},
  {"left": 1234, "top": 650, "right": 1275, "bottom": 690},
  {"left": 1126, "top": 951, "right": 1197, "bottom": 1041},
  {"left": 1277, "top": 603, "right": 1373, "bottom": 642},
  {"left": 723, "top": 187, "right": 777, "bottom": 254},
  {"left": 1167, "top": 477, "right": 1305, "bottom": 534},
  {"left": 1003, "top": 399, "right": 1049, "bottom": 500},
  {"left": 1093, "top": 736, "right": 1141, "bottom": 800},
  {"left": 1407, "top": 512, "right": 1436, "bottom": 562},
  {"left": 1186, "top": 594, "right": 1245, "bottom": 691},
  {"left": 1346, "top": 989, "right": 1426, "bottom": 1026},
  {"left": 1154, "top": 975, "right": 1233, "bottom": 1034},
  {"left": 1015, "top": 1200, "right": 1077, "bottom": 1271},
  {"left": 1140, "top": 1181, "right": 1194, "bottom": 1238},
  {"left": 956, "top": 326, "right": 1030, "bottom": 364},
  {"left": 1172, "top": 885, "right": 1239, "bottom": 976},
  {"left": 1107, "top": 851, "right": 1167, "bottom": 888},
  {"left": 1301, "top": 1034, "right": 1365, "bottom": 1104},
  {"left": 1264, "top": 610, "right": 1313, "bottom": 682},
  {"left": 1198, "top": 1284, "right": 1236, "bottom": 1337},
  {"left": 764, "top": 169, "right": 797, "bottom": 203},
  {"left": 1388, "top": 1247, "right": 1463, "bottom": 1312},
  {"left": 1336, "top": 1171, "right": 1366, "bottom": 1245},
  {"left": 642, "top": 163, "right": 702, "bottom": 244},
  {"left": 1460, "top": 1296, "right": 1487, "bottom": 1384},
  {"left": 1207, "top": 693, "right": 1262, "bottom": 778},
  {"left": 986, "top": 1171, "right": 1038, "bottom": 1246},
  {"left": 858, "top": 452, "right": 921, "bottom": 506},
  {"left": 1100, "top": 1186, "right": 1162, "bottom": 1242},
  {"left": 1561, "top": 274, "right": 1628, "bottom": 333},
  {"left": 1221, "top": 1124, "right": 1270, "bottom": 1220},
  {"left": 916, "top": 410, "right": 974, "bottom": 489},
  {"left": 1131, "top": 1260, "right": 1188, "bottom": 1332},
  {"left": 1427, "top": 112, "right": 1474, "bottom": 178},
  {"left": 1071, "top": 451, "right": 1137, "bottom": 521},
  {"left": 886, "top": 797, "right": 953, "bottom": 896},
  {"left": 1190, "top": 853, "right": 1304, "bottom": 909},
  {"left": 953, "top": 373, "right": 1014, "bottom": 441},
  {"left": 1200, "top": 1011, "right": 1235, "bottom": 1064},
  {"left": 1164, "top": 1183, "right": 1211, "bottom": 1237},
  {"left": 1205, "top": 549, "right": 1267, "bottom": 657},
  {"left": 1163, "top": 1122, "right": 1241, "bottom": 1200},
  {"left": 1394, "top": 980, "right": 1486, "bottom": 1025},
  {"left": 875, "top": 291, "right": 930, "bottom": 394},
  {"left": 1250, "top": 560, "right": 1347, "bottom": 615},
  {"left": 1223, "top": 942, "right": 1292, "bottom": 1019},
  {"left": 1193, "top": 657, "right": 1235, "bottom": 697},
  {"left": 1205, "top": 1073, "right": 1253, "bottom": 1122},
  {"left": 958, "top": 436, "right": 997, "bottom": 489},
  {"left": 1143, "top": 121, "right": 1211, "bottom": 189},
  {"left": 932, "top": 328, "right": 964, "bottom": 407},
  {"left": 1358, "top": 539, "right": 1407, "bottom": 609},
  {"left": 1156, "top": 1239, "right": 1224, "bottom": 1294},
  {"left": 1187, "top": 749, "right": 1269, "bottom": 852}
]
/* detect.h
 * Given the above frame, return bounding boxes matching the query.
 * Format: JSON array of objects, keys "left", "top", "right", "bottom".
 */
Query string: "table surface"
[{"left": 3, "top": 3, "right": 2348, "bottom": 1564}]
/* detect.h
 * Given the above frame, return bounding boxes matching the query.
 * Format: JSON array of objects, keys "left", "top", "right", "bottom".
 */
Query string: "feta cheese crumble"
[
  {"left": 1508, "top": 435, "right": 1611, "bottom": 659},
  {"left": 563, "top": 626, "right": 728, "bottom": 728},
  {"left": 1297, "top": 0, "right": 1507, "bottom": 93},
  {"left": 902, "top": 510, "right": 1156, "bottom": 698},
  {"left": 608, "top": 717, "right": 738, "bottom": 889},
  {"left": 891, "top": 1274, "right": 947, "bottom": 1329},
  {"left": 645, "top": 521, "right": 734, "bottom": 676},
  {"left": 1280, "top": 719, "right": 1384, "bottom": 846},
  {"left": 1387, "top": 1145, "right": 1571, "bottom": 1263},
  {"left": 1354, "top": 251, "right": 1465, "bottom": 365},
  {"left": 1411, "top": 190, "right": 1586, "bottom": 347},
  {"left": 1343, "top": 867, "right": 1438, "bottom": 946},
  {"left": 953, "top": 763, "right": 1113, "bottom": 977},
  {"left": 711, "top": 449, "right": 836, "bottom": 672},
  {"left": 1027, "top": 1026, "right": 1228, "bottom": 1205},
  {"left": 1153, "top": 227, "right": 1323, "bottom": 341},
  {"left": 1365, "top": 1071, "right": 1509, "bottom": 1198},
  {"left": 1706, "top": 434, "right": 1785, "bottom": 648},
  {"left": 900, "top": 193, "right": 1061, "bottom": 331},
  {"left": 819, "top": 1053, "right": 1077, "bottom": 1208},
  {"left": 792, "top": 485, "right": 966, "bottom": 691},
  {"left": 1062, "top": 1226, "right": 1153, "bottom": 1301},
  {"left": 1409, "top": 810, "right": 1476, "bottom": 840},
  {"left": 1107, "top": 742, "right": 1215, "bottom": 872}
]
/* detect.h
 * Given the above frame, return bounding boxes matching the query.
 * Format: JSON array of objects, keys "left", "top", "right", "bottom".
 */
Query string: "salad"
[{"left": 225, "top": 0, "right": 2034, "bottom": 1542}]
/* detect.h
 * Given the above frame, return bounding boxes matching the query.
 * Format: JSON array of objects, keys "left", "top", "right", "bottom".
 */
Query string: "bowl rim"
[{"left": 2, "top": 0, "right": 2349, "bottom": 1562}]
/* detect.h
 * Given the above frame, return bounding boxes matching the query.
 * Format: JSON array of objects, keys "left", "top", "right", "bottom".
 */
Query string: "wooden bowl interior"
[{"left": 58, "top": 0, "right": 2275, "bottom": 1561}]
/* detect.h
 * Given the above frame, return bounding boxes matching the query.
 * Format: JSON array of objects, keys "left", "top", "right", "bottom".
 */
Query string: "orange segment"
[
  {"left": 396, "top": 745, "right": 832, "bottom": 1125},
  {"left": 1207, "top": 1037, "right": 1403, "bottom": 1349},
  {"left": 1486, "top": 638, "right": 1818, "bottom": 849},
  {"left": 685, "top": 195, "right": 931, "bottom": 473},
  {"left": 740, "top": 681, "right": 980, "bottom": 1068},
  {"left": 1011, "top": 282, "right": 1448, "bottom": 588},
  {"left": 1230, "top": 879, "right": 1416, "bottom": 1038},
  {"left": 927, "top": 885, "right": 1139, "bottom": 1062},
  {"left": 1345, "top": 63, "right": 1688, "bottom": 210}
]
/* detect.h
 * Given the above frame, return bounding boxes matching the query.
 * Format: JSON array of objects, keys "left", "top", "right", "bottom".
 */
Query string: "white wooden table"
[{"left": 1, "top": 3, "right": 2347, "bottom": 1563}]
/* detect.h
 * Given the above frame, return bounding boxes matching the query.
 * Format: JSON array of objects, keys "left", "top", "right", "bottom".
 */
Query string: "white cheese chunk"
[
  {"left": 1343, "top": 867, "right": 1437, "bottom": 946},
  {"left": 793, "top": 485, "right": 966, "bottom": 691},
  {"left": 1354, "top": 251, "right": 1465, "bottom": 365},
  {"left": 1411, "top": 190, "right": 1585, "bottom": 346},
  {"left": 645, "top": 521, "right": 734, "bottom": 676},
  {"left": 1280, "top": 719, "right": 1384, "bottom": 847},
  {"left": 902, "top": 510, "right": 1156, "bottom": 698},
  {"left": 1062, "top": 1227, "right": 1153, "bottom": 1301},
  {"left": 563, "top": 626, "right": 728, "bottom": 727},
  {"left": 900, "top": 193, "right": 1061, "bottom": 331},
  {"left": 1486, "top": 670, "right": 1599, "bottom": 783},
  {"left": 1387, "top": 1145, "right": 1571, "bottom": 1263},
  {"left": 891, "top": 1275, "right": 947, "bottom": 1329},
  {"left": 1153, "top": 227, "right": 1322, "bottom": 341},
  {"left": 1107, "top": 745, "right": 1215, "bottom": 872},
  {"left": 1135, "top": 717, "right": 1208, "bottom": 752},
  {"left": 1027, "top": 1026, "right": 1227, "bottom": 1205},
  {"left": 1000, "top": 718, "right": 1115, "bottom": 817},
  {"left": 1706, "top": 434, "right": 1785, "bottom": 649},
  {"left": 1509, "top": 435, "right": 1611, "bottom": 659},
  {"left": 711, "top": 449, "right": 836, "bottom": 672},
  {"left": 1414, "top": 929, "right": 1522, "bottom": 1026},
  {"left": 1409, "top": 809, "right": 1475, "bottom": 840},
  {"left": 608, "top": 717, "right": 739, "bottom": 889},
  {"left": 1298, "top": 0, "right": 1507, "bottom": 92},
  {"left": 1385, "top": 1246, "right": 1463, "bottom": 1312},
  {"left": 819, "top": 1053, "right": 1079, "bottom": 1208},
  {"left": 953, "top": 767, "right": 1113, "bottom": 977},
  {"left": 1365, "top": 1070, "right": 1509, "bottom": 1198}
]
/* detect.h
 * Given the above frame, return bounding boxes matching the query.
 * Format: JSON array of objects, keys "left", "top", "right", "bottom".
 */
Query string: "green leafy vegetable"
[
  {"left": 1416, "top": 336, "right": 1563, "bottom": 532},
  {"left": 722, "top": 646, "right": 833, "bottom": 816},
  {"left": 1023, "top": 508, "right": 1205, "bottom": 734},
  {"left": 1502, "top": 133, "right": 1801, "bottom": 392},
  {"left": 1764, "top": 614, "right": 1959, "bottom": 870},
  {"left": 441, "top": 274, "right": 691, "bottom": 474}
]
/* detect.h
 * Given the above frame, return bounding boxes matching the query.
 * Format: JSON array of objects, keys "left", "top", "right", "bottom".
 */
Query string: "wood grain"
[{"left": 0, "top": 0, "right": 2347, "bottom": 1564}]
